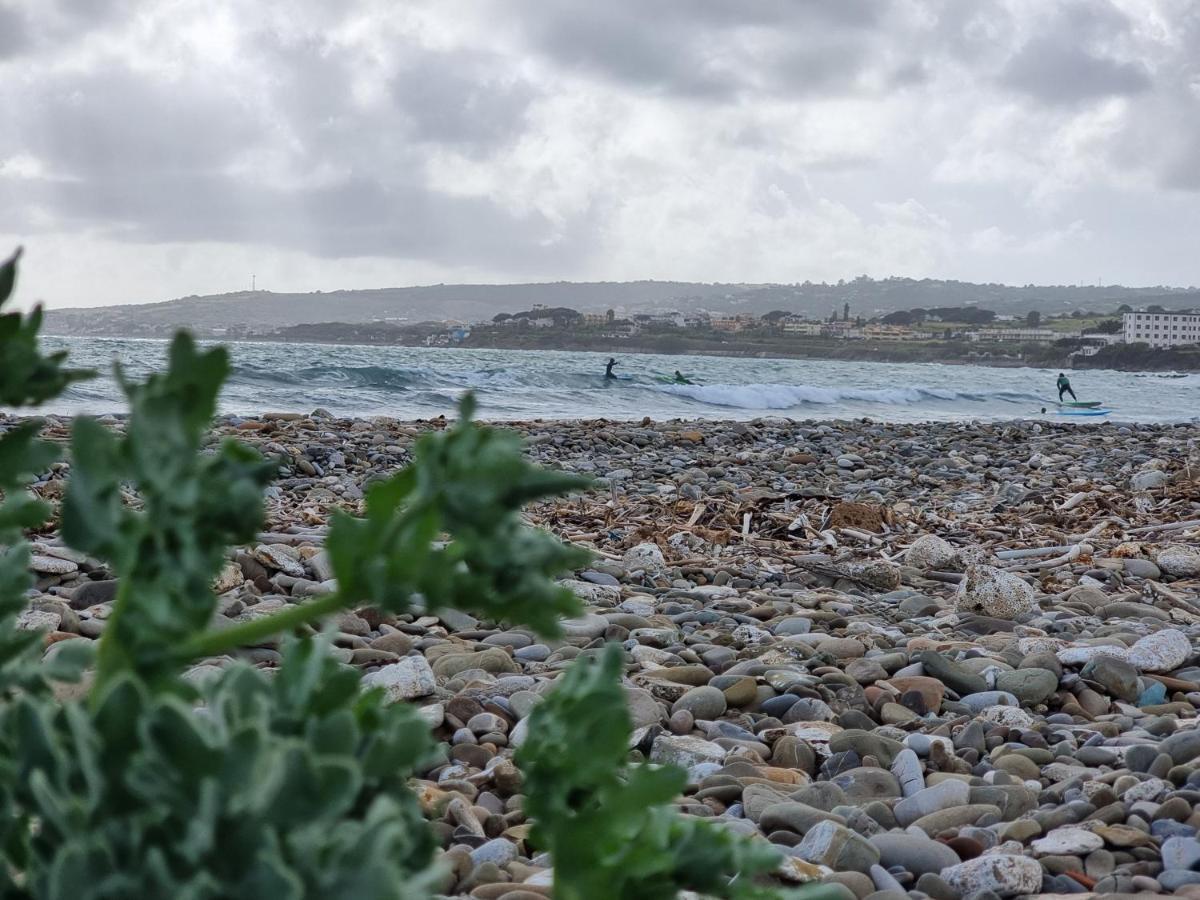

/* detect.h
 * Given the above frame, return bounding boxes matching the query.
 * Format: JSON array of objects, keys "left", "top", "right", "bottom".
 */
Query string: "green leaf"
[
  {"left": 0, "top": 246, "right": 19, "bottom": 306},
  {"left": 0, "top": 247, "right": 93, "bottom": 408},
  {"left": 518, "top": 644, "right": 786, "bottom": 899},
  {"left": 59, "top": 416, "right": 126, "bottom": 563},
  {"left": 41, "top": 639, "right": 96, "bottom": 684},
  {"left": 61, "top": 334, "right": 277, "bottom": 688},
  {"left": 325, "top": 396, "right": 590, "bottom": 636},
  {"left": 0, "top": 420, "right": 59, "bottom": 490}
]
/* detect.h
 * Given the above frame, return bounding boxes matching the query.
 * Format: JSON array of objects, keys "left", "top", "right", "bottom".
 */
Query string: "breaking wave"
[{"left": 653, "top": 382, "right": 1041, "bottom": 410}]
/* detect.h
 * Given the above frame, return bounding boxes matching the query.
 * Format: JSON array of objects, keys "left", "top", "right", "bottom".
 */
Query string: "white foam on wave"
[{"left": 655, "top": 382, "right": 970, "bottom": 409}]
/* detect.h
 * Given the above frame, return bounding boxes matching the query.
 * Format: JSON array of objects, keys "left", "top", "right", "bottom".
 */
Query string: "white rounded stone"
[
  {"left": 905, "top": 534, "right": 958, "bottom": 570},
  {"left": 360, "top": 656, "right": 437, "bottom": 701},
  {"left": 1157, "top": 544, "right": 1200, "bottom": 577},
  {"left": 955, "top": 564, "right": 1036, "bottom": 619},
  {"left": 1031, "top": 827, "right": 1104, "bottom": 856},
  {"left": 940, "top": 855, "right": 1043, "bottom": 898},
  {"left": 1127, "top": 629, "right": 1191, "bottom": 673},
  {"left": 977, "top": 705, "right": 1034, "bottom": 730}
]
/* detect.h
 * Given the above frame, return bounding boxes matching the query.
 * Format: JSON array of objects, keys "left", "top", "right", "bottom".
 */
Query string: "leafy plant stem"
[
  {"left": 176, "top": 590, "right": 348, "bottom": 662},
  {"left": 92, "top": 577, "right": 134, "bottom": 693}
]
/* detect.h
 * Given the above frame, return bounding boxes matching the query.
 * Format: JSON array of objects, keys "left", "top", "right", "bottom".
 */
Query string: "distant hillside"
[
  {"left": 42, "top": 281, "right": 737, "bottom": 336},
  {"left": 42, "top": 277, "right": 1200, "bottom": 338}
]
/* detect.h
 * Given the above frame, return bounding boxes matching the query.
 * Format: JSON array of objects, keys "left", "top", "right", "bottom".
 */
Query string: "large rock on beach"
[
  {"left": 1128, "top": 629, "right": 1192, "bottom": 672},
  {"left": 795, "top": 821, "right": 880, "bottom": 873},
  {"left": 1157, "top": 544, "right": 1200, "bottom": 577},
  {"left": 954, "top": 564, "right": 1036, "bottom": 618},
  {"left": 940, "top": 856, "right": 1043, "bottom": 897},
  {"left": 869, "top": 832, "right": 960, "bottom": 877},
  {"left": 904, "top": 534, "right": 958, "bottom": 570},
  {"left": 360, "top": 657, "right": 436, "bottom": 701},
  {"left": 650, "top": 734, "right": 726, "bottom": 769},
  {"left": 622, "top": 542, "right": 667, "bottom": 576}
]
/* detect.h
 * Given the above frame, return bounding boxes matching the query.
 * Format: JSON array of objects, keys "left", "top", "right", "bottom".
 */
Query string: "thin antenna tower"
[{"left": 251, "top": 274, "right": 256, "bottom": 292}]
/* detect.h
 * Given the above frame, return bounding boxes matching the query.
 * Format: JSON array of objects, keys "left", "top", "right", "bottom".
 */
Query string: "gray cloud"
[
  {"left": 0, "top": 5, "right": 30, "bottom": 57},
  {"left": 44, "top": 171, "right": 578, "bottom": 264},
  {"left": 26, "top": 66, "right": 258, "bottom": 177},
  {"left": 2, "top": 0, "right": 1200, "bottom": 303},
  {"left": 1001, "top": 39, "right": 1151, "bottom": 104},
  {"left": 510, "top": 0, "right": 902, "bottom": 99},
  {"left": 2, "top": 17, "right": 573, "bottom": 269},
  {"left": 390, "top": 48, "right": 540, "bottom": 150},
  {"left": 996, "top": 1, "right": 1152, "bottom": 105}
]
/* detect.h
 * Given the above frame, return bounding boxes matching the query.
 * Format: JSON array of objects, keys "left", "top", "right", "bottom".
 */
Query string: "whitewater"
[{"left": 31, "top": 337, "right": 1199, "bottom": 423}]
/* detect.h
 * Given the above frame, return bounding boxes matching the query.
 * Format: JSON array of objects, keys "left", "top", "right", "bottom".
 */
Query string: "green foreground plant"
[
  {"left": 518, "top": 643, "right": 783, "bottom": 899},
  {"left": 0, "top": 248, "right": 785, "bottom": 898}
]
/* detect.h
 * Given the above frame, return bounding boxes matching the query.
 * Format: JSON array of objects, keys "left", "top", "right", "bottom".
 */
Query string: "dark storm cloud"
[
  {"left": 1000, "top": 39, "right": 1151, "bottom": 104},
  {"left": 2, "top": 18, "right": 573, "bottom": 269},
  {"left": 510, "top": 0, "right": 898, "bottom": 99},
  {"left": 997, "top": 1, "right": 1151, "bottom": 105},
  {"left": 42, "top": 170, "right": 575, "bottom": 262},
  {"left": 519, "top": 5, "right": 743, "bottom": 99},
  {"left": 390, "top": 48, "right": 540, "bottom": 150},
  {"left": 53, "top": 0, "right": 137, "bottom": 24},
  {"left": 26, "top": 66, "right": 259, "bottom": 177},
  {"left": 0, "top": 4, "right": 30, "bottom": 57}
]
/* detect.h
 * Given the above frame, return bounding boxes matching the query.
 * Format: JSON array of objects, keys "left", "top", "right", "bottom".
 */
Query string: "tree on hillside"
[
  {"left": 1092, "top": 319, "right": 1122, "bottom": 334},
  {"left": 1025, "top": 310, "right": 1041, "bottom": 327},
  {"left": 1117, "top": 304, "right": 1133, "bottom": 313}
]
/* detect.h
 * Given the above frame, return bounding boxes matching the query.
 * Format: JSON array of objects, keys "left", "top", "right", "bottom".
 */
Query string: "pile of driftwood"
[{"left": 527, "top": 477, "right": 1200, "bottom": 616}]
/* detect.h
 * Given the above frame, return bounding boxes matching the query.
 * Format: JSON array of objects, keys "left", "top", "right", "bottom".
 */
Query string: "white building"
[
  {"left": 636, "top": 311, "right": 685, "bottom": 328},
  {"left": 1070, "top": 334, "right": 1123, "bottom": 358},
  {"left": 1123, "top": 311, "right": 1200, "bottom": 348}
]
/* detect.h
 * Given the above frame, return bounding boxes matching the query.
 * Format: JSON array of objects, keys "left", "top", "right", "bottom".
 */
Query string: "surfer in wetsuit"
[
  {"left": 604, "top": 358, "right": 617, "bottom": 380},
  {"left": 673, "top": 370, "right": 692, "bottom": 384},
  {"left": 1057, "top": 373, "right": 1077, "bottom": 401}
]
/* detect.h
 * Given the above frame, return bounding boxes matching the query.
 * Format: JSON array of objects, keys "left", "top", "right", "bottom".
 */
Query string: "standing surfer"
[
  {"left": 1056, "top": 373, "right": 1077, "bottom": 401},
  {"left": 604, "top": 357, "right": 617, "bottom": 380}
]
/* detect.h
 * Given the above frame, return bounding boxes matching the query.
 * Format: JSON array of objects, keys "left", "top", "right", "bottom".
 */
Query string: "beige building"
[
  {"left": 710, "top": 315, "right": 757, "bottom": 332},
  {"left": 781, "top": 320, "right": 823, "bottom": 335}
]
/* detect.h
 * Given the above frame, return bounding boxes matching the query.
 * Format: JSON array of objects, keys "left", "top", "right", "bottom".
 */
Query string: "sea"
[{"left": 29, "top": 336, "right": 1199, "bottom": 424}]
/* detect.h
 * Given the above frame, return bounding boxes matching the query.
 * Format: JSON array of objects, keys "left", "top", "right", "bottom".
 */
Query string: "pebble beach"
[{"left": 13, "top": 410, "right": 1200, "bottom": 899}]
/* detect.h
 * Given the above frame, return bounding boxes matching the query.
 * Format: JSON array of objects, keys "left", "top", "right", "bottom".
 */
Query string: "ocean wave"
[
  {"left": 229, "top": 363, "right": 444, "bottom": 390},
  {"left": 653, "top": 382, "right": 1041, "bottom": 409}
]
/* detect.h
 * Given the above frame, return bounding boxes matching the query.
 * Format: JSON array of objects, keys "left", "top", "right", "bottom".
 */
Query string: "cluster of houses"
[{"left": 427, "top": 302, "right": 1200, "bottom": 354}]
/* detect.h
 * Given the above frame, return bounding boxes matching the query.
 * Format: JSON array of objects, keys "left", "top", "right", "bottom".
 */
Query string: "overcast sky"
[{"left": 2, "top": 0, "right": 1198, "bottom": 308}]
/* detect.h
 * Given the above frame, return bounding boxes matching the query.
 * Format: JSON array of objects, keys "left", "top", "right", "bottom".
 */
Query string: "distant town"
[
  {"left": 189, "top": 303, "right": 1200, "bottom": 372},
  {"left": 41, "top": 277, "right": 1200, "bottom": 371}
]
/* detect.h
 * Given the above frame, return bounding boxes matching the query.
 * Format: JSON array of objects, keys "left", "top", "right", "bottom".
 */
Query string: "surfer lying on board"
[
  {"left": 604, "top": 358, "right": 617, "bottom": 380},
  {"left": 1057, "top": 373, "right": 1077, "bottom": 401},
  {"left": 673, "top": 370, "right": 692, "bottom": 384}
]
